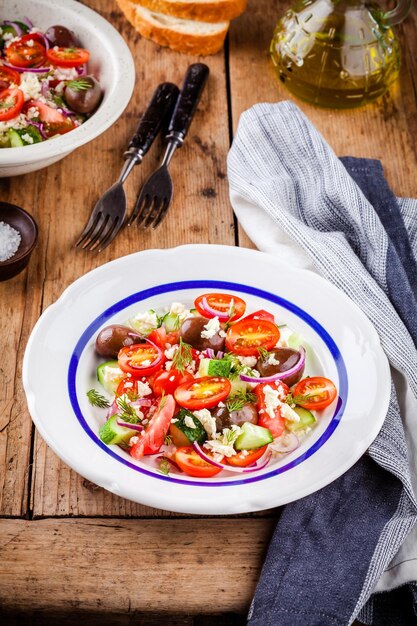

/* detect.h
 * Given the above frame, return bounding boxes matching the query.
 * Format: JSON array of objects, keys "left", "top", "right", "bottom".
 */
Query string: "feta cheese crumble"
[
  {"left": 136, "top": 381, "right": 152, "bottom": 397},
  {"left": 184, "top": 415, "right": 197, "bottom": 429},
  {"left": 262, "top": 384, "right": 299, "bottom": 422},
  {"left": 193, "top": 409, "right": 217, "bottom": 439},
  {"left": 129, "top": 310, "right": 159, "bottom": 335},
  {"left": 201, "top": 316, "right": 221, "bottom": 339},
  {"left": 203, "top": 426, "right": 242, "bottom": 458}
]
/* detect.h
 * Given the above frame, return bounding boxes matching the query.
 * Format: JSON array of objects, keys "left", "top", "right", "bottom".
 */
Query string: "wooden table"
[{"left": 1, "top": 1, "right": 416, "bottom": 623}]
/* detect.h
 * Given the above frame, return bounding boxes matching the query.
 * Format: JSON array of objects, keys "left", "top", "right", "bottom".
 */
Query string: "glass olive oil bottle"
[{"left": 270, "top": 0, "right": 411, "bottom": 108}]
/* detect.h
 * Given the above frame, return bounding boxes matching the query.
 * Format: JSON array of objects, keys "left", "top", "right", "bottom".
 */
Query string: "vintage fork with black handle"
[
  {"left": 128, "top": 63, "right": 209, "bottom": 229},
  {"left": 75, "top": 81, "right": 179, "bottom": 252}
]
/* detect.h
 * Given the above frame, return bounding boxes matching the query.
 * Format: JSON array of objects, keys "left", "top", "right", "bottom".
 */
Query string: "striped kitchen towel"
[{"left": 227, "top": 101, "right": 417, "bottom": 626}]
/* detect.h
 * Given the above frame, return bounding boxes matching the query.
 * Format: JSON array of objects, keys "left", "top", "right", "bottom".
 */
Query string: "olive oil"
[{"left": 271, "top": 0, "right": 401, "bottom": 108}]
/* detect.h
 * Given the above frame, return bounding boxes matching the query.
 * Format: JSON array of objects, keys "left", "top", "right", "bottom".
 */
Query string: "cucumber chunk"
[
  {"left": 8, "top": 129, "right": 24, "bottom": 148},
  {"left": 234, "top": 422, "right": 273, "bottom": 450},
  {"left": 97, "top": 360, "right": 124, "bottom": 394},
  {"left": 99, "top": 414, "right": 137, "bottom": 445},
  {"left": 169, "top": 409, "right": 207, "bottom": 446},
  {"left": 198, "top": 358, "right": 231, "bottom": 378},
  {"left": 162, "top": 312, "right": 180, "bottom": 332},
  {"left": 287, "top": 406, "right": 316, "bottom": 432}
]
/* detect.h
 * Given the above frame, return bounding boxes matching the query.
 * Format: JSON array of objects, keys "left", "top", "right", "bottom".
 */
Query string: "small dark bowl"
[{"left": 0, "top": 202, "right": 38, "bottom": 281}]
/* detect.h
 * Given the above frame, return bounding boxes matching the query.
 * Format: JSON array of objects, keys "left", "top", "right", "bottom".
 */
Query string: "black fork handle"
[
  {"left": 125, "top": 82, "right": 180, "bottom": 158},
  {"left": 167, "top": 63, "right": 209, "bottom": 141}
]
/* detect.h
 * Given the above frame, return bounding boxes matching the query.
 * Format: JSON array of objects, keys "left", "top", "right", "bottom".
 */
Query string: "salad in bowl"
[
  {"left": 0, "top": 17, "right": 102, "bottom": 148},
  {"left": 89, "top": 292, "right": 338, "bottom": 479}
]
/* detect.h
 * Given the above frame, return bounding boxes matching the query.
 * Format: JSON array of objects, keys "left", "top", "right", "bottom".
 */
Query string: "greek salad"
[
  {"left": 88, "top": 293, "right": 338, "bottom": 478},
  {"left": 0, "top": 17, "right": 102, "bottom": 148}
]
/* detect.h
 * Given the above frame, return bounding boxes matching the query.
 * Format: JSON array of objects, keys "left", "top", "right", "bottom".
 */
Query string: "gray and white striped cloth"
[{"left": 227, "top": 101, "right": 417, "bottom": 625}]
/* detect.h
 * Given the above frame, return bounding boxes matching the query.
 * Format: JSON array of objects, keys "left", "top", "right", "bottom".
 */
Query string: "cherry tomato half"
[
  {"left": 118, "top": 342, "right": 164, "bottom": 378},
  {"left": 226, "top": 446, "right": 267, "bottom": 467},
  {"left": 148, "top": 327, "right": 179, "bottom": 350},
  {"left": 255, "top": 381, "right": 289, "bottom": 438},
  {"left": 225, "top": 318, "right": 280, "bottom": 356},
  {"left": 0, "top": 88, "right": 24, "bottom": 121},
  {"left": 0, "top": 66, "right": 21, "bottom": 87},
  {"left": 175, "top": 446, "right": 223, "bottom": 477},
  {"left": 130, "top": 395, "right": 175, "bottom": 459},
  {"left": 46, "top": 47, "right": 90, "bottom": 68},
  {"left": 174, "top": 376, "right": 231, "bottom": 410},
  {"left": 243, "top": 309, "right": 275, "bottom": 323},
  {"left": 6, "top": 39, "right": 46, "bottom": 68},
  {"left": 195, "top": 293, "right": 246, "bottom": 322},
  {"left": 151, "top": 369, "right": 194, "bottom": 396},
  {"left": 24, "top": 99, "right": 76, "bottom": 138},
  {"left": 293, "top": 377, "right": 337, "bottom": 411}
]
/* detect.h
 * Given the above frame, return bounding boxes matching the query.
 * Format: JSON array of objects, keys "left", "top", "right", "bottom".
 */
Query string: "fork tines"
[{"left": 75, "top": 211, "right": 123, "bottom": 252}]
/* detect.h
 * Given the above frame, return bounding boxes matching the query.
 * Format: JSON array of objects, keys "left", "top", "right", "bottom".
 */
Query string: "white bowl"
[{"left": 0, "top": 0, "right": 135, "bottom": 177}]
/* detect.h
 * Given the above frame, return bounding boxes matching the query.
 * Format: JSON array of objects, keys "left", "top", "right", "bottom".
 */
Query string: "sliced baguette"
[
  {"left": 116, "top": 0, "right": 229, "bottom": 55},
  {"left": 131, "top": 0, "right": 247, "bottom": 23}
]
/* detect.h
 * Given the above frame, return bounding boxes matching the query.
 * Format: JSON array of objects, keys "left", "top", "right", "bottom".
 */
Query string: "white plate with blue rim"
[{"left": 23, "top": 245, "right": 390, "bottom": 514}]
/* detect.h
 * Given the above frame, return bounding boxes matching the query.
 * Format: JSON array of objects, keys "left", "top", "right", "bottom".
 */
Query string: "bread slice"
[
  {"left": 116, "top": 0, "right": 229, "bottom": 55},
  {"left": 130, "top": 0, "right": 247, "bottom": 23}
]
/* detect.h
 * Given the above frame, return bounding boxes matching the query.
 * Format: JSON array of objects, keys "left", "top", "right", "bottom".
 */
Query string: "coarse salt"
[{"left": 0, "top": 221, "right": 21, "bottom": 261}]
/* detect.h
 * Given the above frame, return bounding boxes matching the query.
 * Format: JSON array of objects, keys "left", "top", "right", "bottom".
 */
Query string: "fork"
[
  {"left": 75, "top": 82, "right": 179, "bottom": 252},
  {"left": 128, "top": 63, "right": 209, "bottom": 229}
]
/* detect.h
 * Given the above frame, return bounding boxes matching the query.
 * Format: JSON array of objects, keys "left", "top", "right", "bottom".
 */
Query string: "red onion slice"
[
  {"left": 240, "top": 346, "right": 306, "bottom": 384},
  {"left": 116, "top": 419, "right": 144, "bottom": 432},
  {"left": 75, "top": 63, "right": 87, "bottom": 76},
  {"left": 3, "top": 21, "right": 23, "bottom": 36},
  {"left": 192, "top": 442, "right": 272, "bottom": 474},
  {"left": 29, "top": 121, "right": 47, "bottom": 139},
  {"left": 21, "top": 16, "right": 34, "bottom": 30},
  {"left": 270, "top": 432, "right": 299, "bottom": 453},
  {"left": 200, "top": 297, "right": 230, "bottom": 321},
  {"left": 3, "top": 62, "right": 50, "bottom": 74}
]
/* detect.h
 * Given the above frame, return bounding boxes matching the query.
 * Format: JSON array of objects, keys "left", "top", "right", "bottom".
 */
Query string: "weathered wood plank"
[
  {"left": 5, "top": 0, "right": 235, "bottom": 518},
  {"left": 228, "top": 0, "right": 417, "bottom": 253},
  {"left": 0, "top": 518, "right": 275, "bottom": 614}
]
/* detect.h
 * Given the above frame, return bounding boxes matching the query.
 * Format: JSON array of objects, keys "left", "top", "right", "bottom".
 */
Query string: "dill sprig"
[
  {"left": 257, "top": 346, "right": 275, "bottom": 360},
  {"left": 164, "top": 434, "right": 173, "bottom": 446},
  {"left": 158, "top": 457, "right": 171, "bottom": 476},
  {"left": 116, "top": 396, "right": 141, "bottom": 424},
  {"left": 172, "top": 338, "right": 193, "bottom": 373},
  {"left": 285, "top": 391, "right": 316, "bottom": 407},
  {"left": 87, "top": 389, "right": 110, "bottom": 409},
  {"left": 67, "top": 78, "right": 92, "bottom": 91},
  {"left": 226, "top": 390, "right": 257, "bottom": 412}
]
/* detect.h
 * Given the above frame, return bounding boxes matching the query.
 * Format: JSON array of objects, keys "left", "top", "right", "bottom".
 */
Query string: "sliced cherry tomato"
[
  {"left": 174, "top": 376, "right": 231, "bottom": 410},
  {"left": 151, "top": 369, "right": 194, "bottom": 396},
  {"left": 148, "top": 327, "right": 179, "bottom": 350},
  {"left": 130, "top": 395, "right": 175, "bottom": 459},
  {"left": 226, "top": 446, "right": 267, "bottom": 467},
  {"left": 254, "top": 381, "right": 289, "bottom": 438},
  {"left": 0, "top": 66, "right": 21, "bottom": 87},
  {"left": 118, "top": 342, "right": 164, "bottom": 378},
  {"left": 24, "top": 98, "right": 76, "bottom": 137},
  {"left": 225, "top": 318, "right": 280, "bottom": 356},
  {"left": 46, "top": 47, "right": 90, "bottom": 68},
  {"left": 6, "top": 39, "right": 46, "bottom": 68},
  {"left": 20, "top": 33, "right": 48, "bottom": 47},
  {"left": 293, "top": 377, "right": 337, "bottom": 411},
  {"left": 195, "top": 293, "right": 246, "bottom": 322},
  {"left": 0, "top": 88, "right": 24, "bottom": 121},
  {"left": 175, "top": 446, "right": 223, "bottom": 477},
  {"left": 243, "top": 309, "right": 275, "bottom": 323}
]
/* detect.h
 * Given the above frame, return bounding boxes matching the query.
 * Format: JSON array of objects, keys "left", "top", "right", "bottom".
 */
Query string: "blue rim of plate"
[{"left": 68, "top": 280, "right": 348, "bottom": 487}]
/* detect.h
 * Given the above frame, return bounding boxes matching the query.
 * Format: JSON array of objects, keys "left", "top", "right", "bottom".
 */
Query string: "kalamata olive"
[
  {"left": 211, "top": 403, "right": 258, "bottom": 432},
  {"left": 95, "top": 325, "right": 141, "bottom": 358},
  {"left": 229, "top": 403, "right": 258, "bottom": 427},
  {"left": 44, "top": 25, "right": 79, "bottom": 48},
  {"left": 211, "top": 405, "right": 232, "bottom": 432},
  {"left": 64, "top": 76, "right": 102, "bottom": 114},
  {"left": 256, "top": 347, "right": 304, "bottom": 387},
  {"left": 179, "top": 317, "right": 225, "bottom": 352}
]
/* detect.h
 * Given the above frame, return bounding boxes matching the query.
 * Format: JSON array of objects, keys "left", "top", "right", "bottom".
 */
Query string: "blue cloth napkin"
[{"left": 227, "top": 102, "right": 417, "bottom": 625}]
